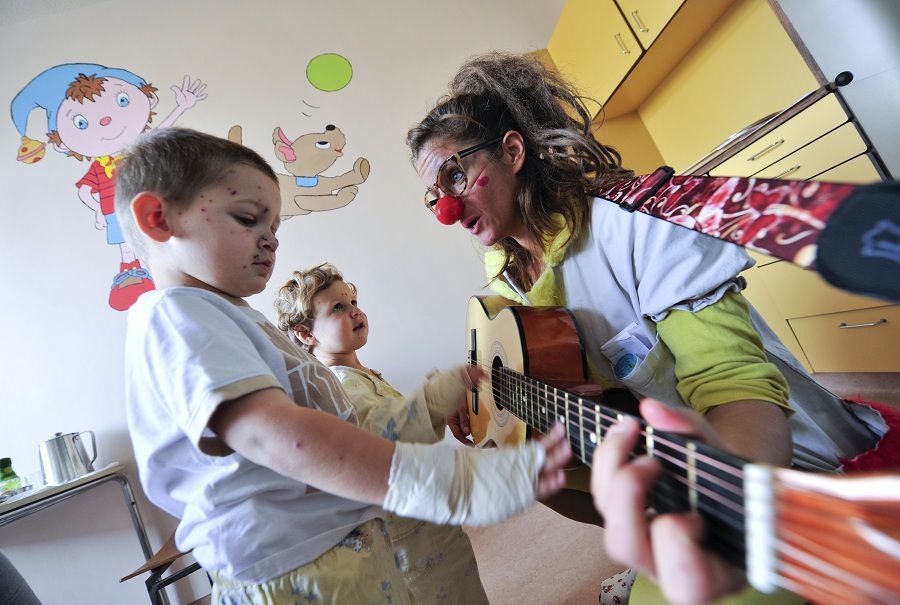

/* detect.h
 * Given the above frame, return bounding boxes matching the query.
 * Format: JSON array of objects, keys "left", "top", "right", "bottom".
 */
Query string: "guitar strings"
[
  {"left": 472, "top": 366, "right": 850, "bottom": 593},
  {"left": 489, "top": 384, "right": 745, "bottom": 502},
  {"left": 481, "top": 364, "right": 755, "bottom": 524},
  {"left": 477, "top": 364, "right": 878, "bottom": 590},
  {"left": 467, "top": 362, "right": 880, "bottom": 597},
  {"left": 483, "top": 365, "right": 749, "bottom": 508},
  {"left": 489, "top": 386, "right": 749, "bottom": 528},
  {"left": 473, "top": 361, "right": 746, "bottom": 478},
  {"left": 484, "top": 371, "right": 752, "bottom": 541}
]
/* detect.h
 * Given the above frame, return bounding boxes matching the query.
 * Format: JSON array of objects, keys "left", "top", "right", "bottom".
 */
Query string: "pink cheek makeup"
[{"left": 474, "top": 176, "right": 490, "bottom": 189}]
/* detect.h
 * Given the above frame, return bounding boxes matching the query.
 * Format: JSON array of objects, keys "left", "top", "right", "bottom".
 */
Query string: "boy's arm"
[
  {"left": 210, "top": 386, "right": 393, "bottom": 504},
  {"left": 209, "top": 386, "right": 572, "bottom": 525}
]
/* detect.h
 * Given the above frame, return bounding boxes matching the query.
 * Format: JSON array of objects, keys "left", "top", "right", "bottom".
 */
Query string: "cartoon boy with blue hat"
[{"left": 11, "top": 63, "right": 206, "bottom": 310}]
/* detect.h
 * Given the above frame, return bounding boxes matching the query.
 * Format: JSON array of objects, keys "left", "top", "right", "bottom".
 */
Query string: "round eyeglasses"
[{"left": 423, "top": 137, "right": 504, "bottom": 213}]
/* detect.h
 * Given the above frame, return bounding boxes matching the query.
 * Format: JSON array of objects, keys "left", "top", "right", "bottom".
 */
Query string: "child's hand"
[
  {"left": 424, "top": 364, "right": 484, "bottom": 422},
  {"left": 460, "top": 365, "right": 485, "bottom": 389},
  {"left": 533, "top": 424, "right": 571, "bottom": 499},
  {"left": 590, "top": 399, "right": 744, "bottom": 604},
  {"left": 447, "top": 398, "right": 474, "bottom": 446}
]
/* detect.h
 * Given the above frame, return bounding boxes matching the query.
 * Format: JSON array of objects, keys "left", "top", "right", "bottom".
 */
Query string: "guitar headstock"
[{"left": 747, "top": 466, "right": 900, "bottom": 605}]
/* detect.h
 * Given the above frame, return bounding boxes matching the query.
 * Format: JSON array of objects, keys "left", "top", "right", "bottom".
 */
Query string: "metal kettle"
[{"left": 38, "top": 431, "right": 97, "bottom": 485}]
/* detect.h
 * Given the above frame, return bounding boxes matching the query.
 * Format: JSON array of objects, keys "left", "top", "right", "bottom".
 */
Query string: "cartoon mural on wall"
[
  {"left": 226, "top": 52, "right": 370, "bottom": 220},
  {"left": 10, "top": 63, "right": 207, "bottom": 311},
  {"left": 229, "top": 124, "right": 370, "bottom": 218}
]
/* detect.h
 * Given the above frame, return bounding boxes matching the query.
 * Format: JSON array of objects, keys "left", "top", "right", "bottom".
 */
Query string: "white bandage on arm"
[
  {"left": 422, "top": 368, "right": 468, "bottom": 418},
  {"left": 383, "top": 440, "right": 546, "bottom": 527}
]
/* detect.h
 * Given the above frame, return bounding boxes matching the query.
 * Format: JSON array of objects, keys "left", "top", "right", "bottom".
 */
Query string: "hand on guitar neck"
[{"left": 592, "top": 400, "right": 745, "bottom": 604}]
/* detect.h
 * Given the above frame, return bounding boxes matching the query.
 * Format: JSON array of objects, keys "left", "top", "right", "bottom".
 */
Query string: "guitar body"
[{"left": 465, "top": 295, "right": 590, "bottom": 447}]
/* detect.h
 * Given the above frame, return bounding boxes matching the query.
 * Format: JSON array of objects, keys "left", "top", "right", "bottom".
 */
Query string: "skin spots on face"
[{"left": 475, "top": 176, "right": 490, "bottom": 188}]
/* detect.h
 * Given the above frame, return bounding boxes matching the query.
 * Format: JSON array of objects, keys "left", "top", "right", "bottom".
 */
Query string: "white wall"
[{"left": 0, "top": 1, "right": 565, "bottom": 602}]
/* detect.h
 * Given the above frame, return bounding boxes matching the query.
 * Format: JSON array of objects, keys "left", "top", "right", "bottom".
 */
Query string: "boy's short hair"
[
  {"left": 114, "top": 127, "right": 278, "bottom": 257},
  {"left": 275, "top": 263, "right": 357, "bottom": 349}
]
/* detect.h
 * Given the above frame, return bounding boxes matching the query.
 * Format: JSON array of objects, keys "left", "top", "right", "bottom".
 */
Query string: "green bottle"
[{"left": 0, "top": 457, "right": 22, "bottom": 497}]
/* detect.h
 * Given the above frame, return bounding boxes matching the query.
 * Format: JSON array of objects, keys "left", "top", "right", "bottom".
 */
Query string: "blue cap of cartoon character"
[{"left": 11, "top": 63, "right": 148, "bottom": 162}]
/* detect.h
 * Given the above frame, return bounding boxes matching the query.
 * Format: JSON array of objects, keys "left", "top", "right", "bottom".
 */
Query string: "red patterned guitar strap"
[{"left": 594, "top": 167, "right": 900, "bottom": 303}]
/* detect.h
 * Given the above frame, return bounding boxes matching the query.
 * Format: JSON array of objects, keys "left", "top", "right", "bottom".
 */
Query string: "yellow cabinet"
[
  {"left": 616, "top": 0, "right": 684, "bottom": 49},
  {"left": 709, "top": 94, "right": 849, "bottom": 177},
  {"left": 756, "top": 261, "right": 887, "bottom": 319},
  {"left": 742, "top": 269, "right": 812, "bottom": 370},
  {"left": 548, "top": 0, "right": 641, "bottom": 106},
  {"left": 788, "top": 305, "right": 900, "bottom": 373}
]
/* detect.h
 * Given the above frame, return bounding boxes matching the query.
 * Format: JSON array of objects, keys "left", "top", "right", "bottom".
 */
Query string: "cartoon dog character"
[{"left": 228, "top": 124, "right": 369, "bottom": 218}]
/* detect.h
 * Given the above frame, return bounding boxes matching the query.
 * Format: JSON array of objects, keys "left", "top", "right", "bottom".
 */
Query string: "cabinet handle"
[
  {"left": 748, "top": 139, "right": 785, "bottom": 161},
  {"left": 614, "top": 33, "right": 632, "bottom": 54},
  {"left": 839, "top": 318, "right": 887, "bottom": 329},
  {"left": 631, "top": 11, "right": 649, "bottom": 32},
  {"left": 772, "top": 164, "right": 801, "bottom": 179}
]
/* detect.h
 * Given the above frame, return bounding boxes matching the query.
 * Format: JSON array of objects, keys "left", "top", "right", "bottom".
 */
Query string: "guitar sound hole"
[{"left": 491, "top": 356, "right": 505, "bottom": 413}]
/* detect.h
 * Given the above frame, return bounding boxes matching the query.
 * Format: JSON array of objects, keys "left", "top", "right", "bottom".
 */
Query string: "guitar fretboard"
[{"left": 491, "top": 365, "right": 750, "bottom": 567}]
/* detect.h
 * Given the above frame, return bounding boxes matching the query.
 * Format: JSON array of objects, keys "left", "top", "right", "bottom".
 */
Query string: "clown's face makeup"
[
  {"left": 416, "top": 136, "right": 525, "bottom": 248},
  {"left": 56, "top": 78, "right": 152, "bottom": 157}
]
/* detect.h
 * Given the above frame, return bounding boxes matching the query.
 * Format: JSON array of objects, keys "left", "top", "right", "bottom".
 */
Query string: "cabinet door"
[
  {"left": 615, "top": 0, "right": 684, "bottom": 49},
  {"left": 548, "top": 0, "right": 641, "bottom": 106}
]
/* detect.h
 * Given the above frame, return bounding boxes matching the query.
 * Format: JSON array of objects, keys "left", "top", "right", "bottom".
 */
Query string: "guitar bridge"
[{"left": 469, "top": 328, "right": 478, "bottom": 415}]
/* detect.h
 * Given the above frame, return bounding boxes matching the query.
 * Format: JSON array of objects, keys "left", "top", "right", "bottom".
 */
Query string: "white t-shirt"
[{"left": 125, "top": 287, "right": 380, "bottom": 582}]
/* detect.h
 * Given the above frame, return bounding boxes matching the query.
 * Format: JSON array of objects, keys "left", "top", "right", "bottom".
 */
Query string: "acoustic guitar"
[{"left": 465, "top": 294, "right": 899, "bottom": 605}]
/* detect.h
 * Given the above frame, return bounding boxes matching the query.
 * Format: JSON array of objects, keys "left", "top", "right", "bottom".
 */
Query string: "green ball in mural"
[{"left": 306, "top": 53, "right": 353, "bottom": 92}]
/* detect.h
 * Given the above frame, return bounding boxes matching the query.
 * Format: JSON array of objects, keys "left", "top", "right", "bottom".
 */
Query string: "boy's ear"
[
  {"left": 132, "top": 192, "right": 172, "bottom": 243},
  {"left": 293, "top": 325, "right": 317, "bottom": 347}
]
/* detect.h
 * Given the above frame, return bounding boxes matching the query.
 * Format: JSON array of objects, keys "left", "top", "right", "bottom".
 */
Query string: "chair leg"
[
  {"left": 146, "top": 562, "right": 203, "bottom": 605},
  {"left": 145, "top": 562, "right": 173, "bottom": 605}
]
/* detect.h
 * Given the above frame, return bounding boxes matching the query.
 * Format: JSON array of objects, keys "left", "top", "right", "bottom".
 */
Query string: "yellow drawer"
[
  {"left": 751, "top": 122, "right": 869, "bottom": 180},
  {"left": 812, "top": 153, "right": 882, "bottom": 184},
  {"left": 756, "top": 261, "right": 887, "bottom": 319},
  {"left": 709, "top": 94, "right": 849, "bottom": 177},
  {"left": 789, "top": 305, "right": 900, "bottom": 373}
]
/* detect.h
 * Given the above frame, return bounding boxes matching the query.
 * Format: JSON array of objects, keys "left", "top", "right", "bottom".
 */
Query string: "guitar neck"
[{"left": 492, "top": 365, "right": 750, "bottom": 567}]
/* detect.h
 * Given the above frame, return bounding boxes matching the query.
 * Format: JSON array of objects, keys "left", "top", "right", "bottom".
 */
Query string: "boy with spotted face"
[{"left": 116, "top": 127, "right": 570, "bottom": 604}]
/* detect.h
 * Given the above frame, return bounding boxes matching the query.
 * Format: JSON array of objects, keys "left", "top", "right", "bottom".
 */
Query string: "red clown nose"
[{"left": 434, "top": 195, "right": 463, "bottom": 225}]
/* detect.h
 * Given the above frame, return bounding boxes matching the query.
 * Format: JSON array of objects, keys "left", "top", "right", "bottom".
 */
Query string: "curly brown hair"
[
  {"left": 274, "top": 263, "right": 357, "bottom": 350},
  {"left": 406, "top": 51, "right": 633, "bottom": 290}
]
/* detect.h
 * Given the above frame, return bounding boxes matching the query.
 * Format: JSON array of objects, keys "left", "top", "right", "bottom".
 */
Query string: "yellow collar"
[{"left": 484, "top": 218, "right": 572, "bottom": 307}]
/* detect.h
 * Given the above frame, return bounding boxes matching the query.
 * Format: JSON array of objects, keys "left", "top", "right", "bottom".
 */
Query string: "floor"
[
  {"left": 465, "top": 503, "right": 623, "bottom": 605},
  {"left": 812, "top": 372, "right": 900, "bottom": 408}
]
